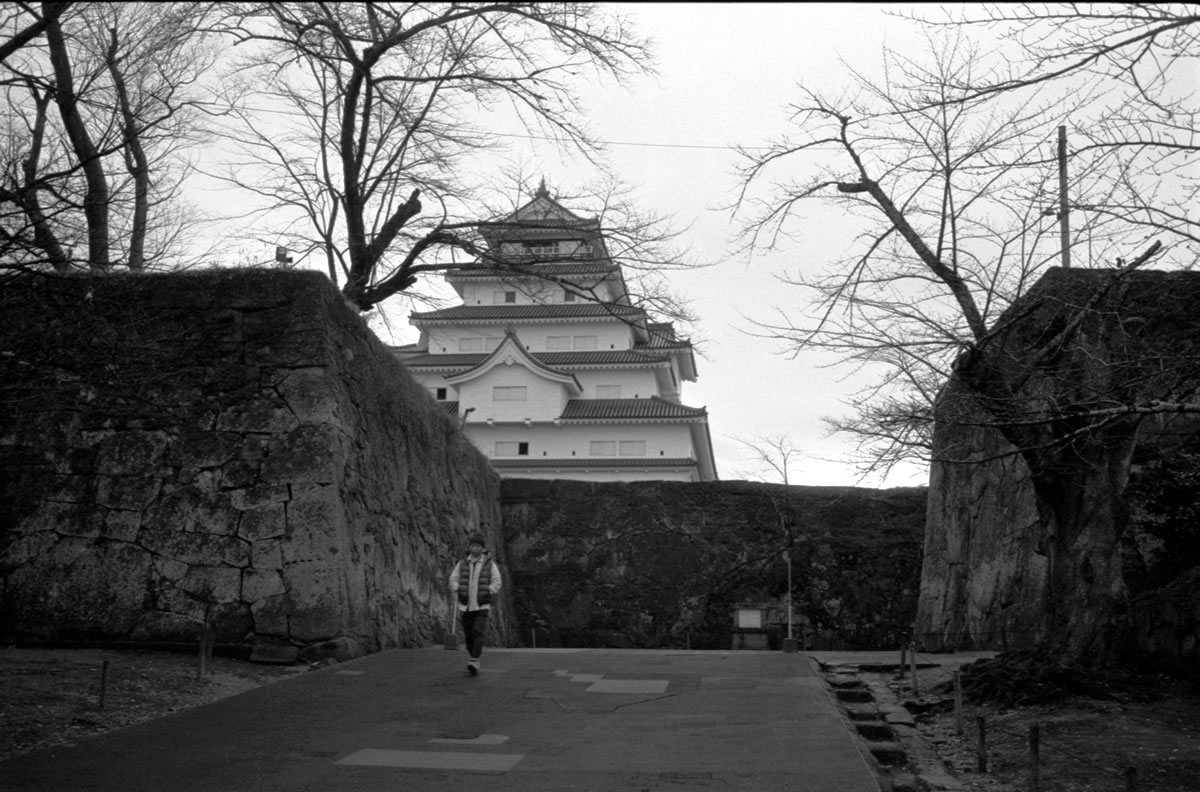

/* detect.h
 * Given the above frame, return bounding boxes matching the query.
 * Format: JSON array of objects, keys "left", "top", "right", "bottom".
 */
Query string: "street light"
[{"left": 782, "top": 549, "right": 798, "bottom": 653}]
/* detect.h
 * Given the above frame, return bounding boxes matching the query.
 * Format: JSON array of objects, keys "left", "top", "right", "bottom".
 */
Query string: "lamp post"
[{"left": 782, "top": 549, "right": 798, "bottom": 653}]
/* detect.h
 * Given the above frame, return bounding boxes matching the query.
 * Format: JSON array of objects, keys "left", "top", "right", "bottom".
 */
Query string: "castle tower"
[{"left": 393, "top": 187, "right": 717, "bottom": 482}]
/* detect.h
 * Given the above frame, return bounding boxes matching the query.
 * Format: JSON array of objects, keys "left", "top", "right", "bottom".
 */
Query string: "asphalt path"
[{"left": 1, "top": 647, "right": 881, "bottom": 791}]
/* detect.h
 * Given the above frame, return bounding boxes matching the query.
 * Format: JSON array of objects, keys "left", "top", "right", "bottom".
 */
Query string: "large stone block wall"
[
  {"left": 501, "top": 479, "right": 926, "bottom": 650},
  {"left": 915, "top": 269, "right": 1200, "bottom": 671},
  {"left": 0, "top": 270, "right": 513, "bottom": 654},
  {"left": 917, "top": 385, "right": 1200, "bottom": 670},
  {"left": 917, "top": 385, "right": 1200, "bottom": 668}
]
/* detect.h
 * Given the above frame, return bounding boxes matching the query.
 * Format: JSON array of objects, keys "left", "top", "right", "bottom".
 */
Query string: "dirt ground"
[
  {"left": 895, "top": 661, "right": 1200, "bottom": 792},
  {"left": 0, "top": 646, "right": 306, "bottom": 763},
  {"left": 2, "top": 646, "right": 1199, "bottom": 791}
]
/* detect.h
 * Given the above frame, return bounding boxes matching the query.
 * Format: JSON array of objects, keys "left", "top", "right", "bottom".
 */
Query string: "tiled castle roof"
[
  {"left": 446, "top": 261, "right": 618, "bottom": 278},
  {"left": 410, "top": 303, "right": 643, "bottom": 323},
  {"left": 558, "top": 397, "right": 707, "bottom": 421},
  {"left": 397, "top": 350, "right": 671, "bottom": 369}
]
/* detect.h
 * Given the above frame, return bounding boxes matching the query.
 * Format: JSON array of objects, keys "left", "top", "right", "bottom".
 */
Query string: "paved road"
[{"left": 1, "top": 648, "right": 881, "bottom": 791}]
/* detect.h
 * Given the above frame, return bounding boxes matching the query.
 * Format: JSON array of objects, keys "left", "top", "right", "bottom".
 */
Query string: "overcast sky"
[
  {"left": 385, "top": 3, "right": 940, "bottom": 487},
  {"left": 584, "top": 3, "right": 935, "bottom": 488}
]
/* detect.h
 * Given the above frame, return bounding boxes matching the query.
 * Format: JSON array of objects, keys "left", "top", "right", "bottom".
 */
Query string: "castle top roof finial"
[{"left": 535, "top": 177, "right": 549, "bottom": 199}]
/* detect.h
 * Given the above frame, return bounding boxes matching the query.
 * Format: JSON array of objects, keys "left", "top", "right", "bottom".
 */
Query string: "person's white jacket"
[{"left": 449, "top": 553, "right": 502, "bottom": 612}]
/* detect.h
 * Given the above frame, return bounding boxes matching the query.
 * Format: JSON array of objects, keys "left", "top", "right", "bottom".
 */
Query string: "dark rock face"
[
  {"left": 501, "top": 479, "right": 926, "bottom": 650},
  {"left": 0, "top": 270, "right": 512, "bottom": 654},
  {"left": 916, "top": 268, "right": 1200, "bottom": 670}
]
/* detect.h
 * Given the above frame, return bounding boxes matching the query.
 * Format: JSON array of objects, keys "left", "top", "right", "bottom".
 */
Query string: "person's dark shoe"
[{"left": 467, "top": 658, "right": 479, "bottom": 676}]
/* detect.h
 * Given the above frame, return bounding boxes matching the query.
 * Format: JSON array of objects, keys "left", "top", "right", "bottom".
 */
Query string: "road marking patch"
[
  {"left": 586, "top": 679, "right": 669, "bottom": 694},
  {"left": 336, "top": 749, "right": 523, "bottom": 772},
  {"left": 553, "top": 670, "right": 604, "bottom": 683},
  {"left": 430, "top": 734, "right": 509, "bottom": 745}
]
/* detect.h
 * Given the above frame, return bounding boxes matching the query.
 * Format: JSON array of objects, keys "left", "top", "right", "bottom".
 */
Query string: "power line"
[{"left": 490, "top": 131, "right": 769, "bottom": 152}]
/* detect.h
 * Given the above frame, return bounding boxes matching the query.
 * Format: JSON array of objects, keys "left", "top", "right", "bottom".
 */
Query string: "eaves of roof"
[
  {"left": 446, "top": 261, "right": 618, "bottom": 278},
  {"left": 410, "top": 303, "right": 645, "bottom": 323},
  {"left": 558, "top": 397, "right": 708, "bottom": 421},
  {"left": 397, "top": 350, "right": 670, "bottom": 369}
]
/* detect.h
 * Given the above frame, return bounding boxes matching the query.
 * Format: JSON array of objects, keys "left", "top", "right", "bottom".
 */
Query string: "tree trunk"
[
  {"left": 21, "top": 85, "right": 70, "bottom": 270},
  {"left": 1027, "top": 426, "right": 1139, "bottom": 665},
  {"left": 44, "top": 5, "right": 109, "bottom": 269},
  {"left": 106, "top": 25, "right": 148, "bottom": 270}
]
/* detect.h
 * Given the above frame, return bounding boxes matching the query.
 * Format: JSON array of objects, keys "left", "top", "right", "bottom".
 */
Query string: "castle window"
[
  {"left": 495, "top": 441, "right": 529, "bottom": 456},
  {"left": 458, "top": 337, "right": 483, "bottom": 352},
  {"left": 523, "top": 240, "right": 560, "bottom": 256},
  {"left": 573, "top": 335, "right": 597, "bottom": 350},
  {"left": 493, "top": 386, "right": 527, "bottom": 402},
  {"left": 435, "top": 388, "right": 447, "bottom": 400},
  {"left": 563, "top": 290, "right": 576, "bottom": 302},
  {"left": 590, "top": 441, "right": 616, "bottom": 456},
  {"left": 619, "top": 441, "right": 646, "bottom": 456},
  {"left": 547, "top": 336, "right": 571, "bottom": 351}
]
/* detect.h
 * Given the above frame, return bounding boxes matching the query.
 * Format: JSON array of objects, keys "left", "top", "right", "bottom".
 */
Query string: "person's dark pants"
[{"left": 460, "top": 609, "right": 490, "bottom": 660}]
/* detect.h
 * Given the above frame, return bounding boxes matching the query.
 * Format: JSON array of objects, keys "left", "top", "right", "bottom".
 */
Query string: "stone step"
[
  {"left": 836, "top": 688, "right": 875, "bottom": 703},
  {"left": 855, "top": 722, "right": 895, "bottom": 741},
  {"left": 845, "top": 706, "right": 882, "bottom": 722},
  {"left": 884, "top": 708, "right": 917, "bottom": 727},
  {"left": 868, "top": 742, "right": 909, "bottom": 767}
]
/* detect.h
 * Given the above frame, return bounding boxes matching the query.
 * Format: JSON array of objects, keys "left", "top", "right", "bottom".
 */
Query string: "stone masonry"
[{"left": 0, "top": 269, "right": 513, "bottom": 656}]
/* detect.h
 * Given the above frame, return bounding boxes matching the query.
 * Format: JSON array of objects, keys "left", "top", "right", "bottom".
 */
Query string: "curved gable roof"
[{"left": 444, "top": 333, "right": 582, "bottom": 395}]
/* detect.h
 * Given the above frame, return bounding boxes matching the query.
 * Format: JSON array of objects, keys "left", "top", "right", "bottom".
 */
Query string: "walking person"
[{"left": 448, "top": 533, "right": 502, "bottom": 676}]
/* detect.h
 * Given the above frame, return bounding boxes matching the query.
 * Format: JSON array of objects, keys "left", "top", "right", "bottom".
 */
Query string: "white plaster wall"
[
  {"left": 401, "top": 369, "right": 457, "bottom": 403},
  {"left": 424, "top": 323, "right": 633, "bottom": 355},
  {"left": 457, "top": 274, "right": 620, "bottom": 308},
  {"left": 464, "top": 422, "right": 695, "bottom": 462},
  {"left": 495, "top": 468, "right": 698, "bottom": 482},
  {"left": 457, "top": 365, "right": 568, "bottom": 423},
  {"left": 572, "top": 369, "right": 660, "bottom": 398},
  {"left": 405, "top": 364, "right": 671, "bottom": 404},
  {"left": 459, "top": 281, "right": 557, "bottom": 306},
  {"left": 521, "top": 323, "right": 633, "bottom": 352}
]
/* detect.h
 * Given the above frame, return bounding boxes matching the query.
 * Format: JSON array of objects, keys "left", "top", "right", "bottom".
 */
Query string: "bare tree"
[
  {"left": 1, "top": 2, "right": 222, "bottom": 273},
  {"left": 918, "top": 3, "right": 1200, "bottom": 254},
  {"left": 731, "top": 433, "right": 804, "bottom": 485},
  {"left": 734, "top": 30, "right": 1101, "bottom": 476},
  {"left": 209, "top": 2, "right": 654, "bottom": 314},
  {"left": 0, "top": 2, "right": 71, "bottom": 65},
  {"left": 735, "top": 16, "right": 1199, "bottom": 663}
]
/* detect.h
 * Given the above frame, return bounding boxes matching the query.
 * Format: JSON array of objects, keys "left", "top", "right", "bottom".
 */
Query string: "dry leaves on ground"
[
  {"left": 906, "top": 660, "right": 1200, "bottom": 792},
  {"left": 0, "top": 647, "right": 306, "bottom": 763}
]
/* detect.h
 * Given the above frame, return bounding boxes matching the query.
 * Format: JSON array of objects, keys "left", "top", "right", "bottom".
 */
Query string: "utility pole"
[{"left": 1057, "top": 125, "right": 1071, "bottom": 269}]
